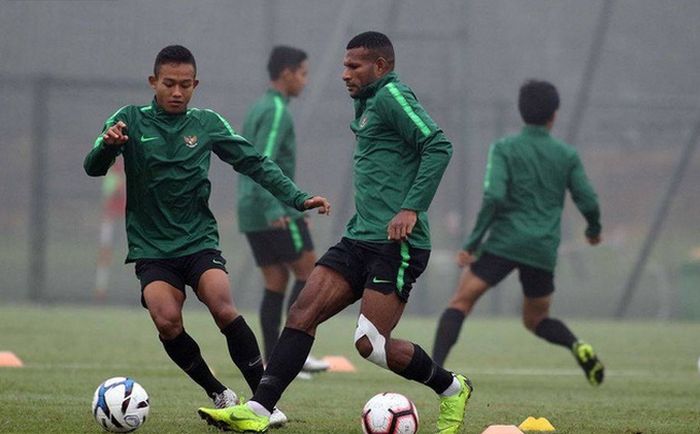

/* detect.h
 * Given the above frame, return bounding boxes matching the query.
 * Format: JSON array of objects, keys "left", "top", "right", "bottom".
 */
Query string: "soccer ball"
[
  {"left": 92, "top": 377, "right": 150, "bottom": 433},
  {"left": 361, "top": 392, "right": 419, "bottom": 434}
]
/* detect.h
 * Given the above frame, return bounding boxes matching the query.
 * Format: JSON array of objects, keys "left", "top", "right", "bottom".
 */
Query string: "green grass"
[{"left": 0, "top": 305, "right": 698, "bottom": 433}]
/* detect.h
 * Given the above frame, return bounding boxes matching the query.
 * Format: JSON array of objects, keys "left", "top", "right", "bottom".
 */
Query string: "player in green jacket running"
[
  {"left": 198, "top": 31, "right": 472, "bottom": 434},
  {"left": 83, "top": 45, "right": 330, "bottom": 423},
  {"left": 237, "top": 46, "right": 328, "bottom": 375},
  {"left": 432, "top": 79, "right": 605, "bottom": 386}
]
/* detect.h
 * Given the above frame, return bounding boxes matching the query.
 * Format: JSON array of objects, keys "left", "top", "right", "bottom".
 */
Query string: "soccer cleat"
[
  {"left": 269, "top": 407, "right": 288, "bottom": 428},
  {"left": 213, "top": 389, "right": 239, "bottom": 409},
  {"left": 437, "top": 373, "right": 473, "bottom": 434},
  {"left": 572, "top": 341, "right": 605, "bottom": 386},
  {"left": 302, "top": 355, "right": 330, "bottom": 373},
  {"left": 198, "top": 403, "right": 270, "bottom": 433}
]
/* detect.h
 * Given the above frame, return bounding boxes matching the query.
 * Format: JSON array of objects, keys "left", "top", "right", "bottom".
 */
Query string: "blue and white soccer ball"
[
  {"left": 92, "top": 377, "right": 150, "bottom": 433},
  {"left": 361, "top": 392, "right": 419, "bottom": 434}
]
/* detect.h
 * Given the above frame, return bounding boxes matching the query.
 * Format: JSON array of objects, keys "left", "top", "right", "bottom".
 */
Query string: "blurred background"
[{"left": 1, "top": 0, "right": 698, "bottom": 320}]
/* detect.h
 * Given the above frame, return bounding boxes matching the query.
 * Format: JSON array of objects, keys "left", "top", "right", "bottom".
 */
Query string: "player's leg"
[
  {"left": 433, "top": 252, "right": 514, "bottom": 366},
  {"left": 259, "top": 264, "right": 289, "bottom": 362},
  {"left": 138, "top": 261, "right": 229, "bottom": 403},
  {"left": 520, "top": 265, "right": 604, "bottom": 385}
]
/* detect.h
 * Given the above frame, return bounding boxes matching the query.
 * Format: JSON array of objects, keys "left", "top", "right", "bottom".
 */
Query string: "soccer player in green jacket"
[
  {"left": 83, "top": 45, "right": 330, "bottom": 423},
  {"left": 238, "top": 46, "right": 328, "bottom": 375},
  {"left": 198, "top": 31, "right": 472, "bottom": 434},
  {"left": 431, "top": 80, "right": 605, "bottom": 386}
]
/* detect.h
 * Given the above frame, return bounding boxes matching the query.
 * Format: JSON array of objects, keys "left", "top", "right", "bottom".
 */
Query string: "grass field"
[{"left": 0, "top": 304, "right": 698, "bottom": 433}]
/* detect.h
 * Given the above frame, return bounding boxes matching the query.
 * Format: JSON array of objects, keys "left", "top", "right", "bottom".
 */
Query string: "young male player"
[
  {"left": 238, "top": 46, "right": 328, "bottom": 374},
  {"left": 83, "top": 45, "right": 330, "bottom": 425},
  {"left": 198, "top": 31, "right": 472, "bottom": 434},
  {"left": 431, "top": 80, "right": 605, "bottom": 386}
]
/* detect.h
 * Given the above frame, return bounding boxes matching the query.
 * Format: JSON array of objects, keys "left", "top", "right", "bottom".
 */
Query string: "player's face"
[
  {"left": 342, "top": 47, "right": 380, "bottom": 98},
  {"left": 284, "top": 60, "right": 309, "bottom": 98},
  {"left": 149, "top": 63, "right": 199, "bottom": 114}
]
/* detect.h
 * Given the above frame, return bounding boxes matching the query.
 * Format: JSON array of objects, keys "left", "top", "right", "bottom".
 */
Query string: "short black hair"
[
  {"left": 346, "top": 31, "right": 395, "bottom": 66},
  {"left": 518, "top": 80, "right": 560, "bottom": 125},
  {"left": 153, "top": 45, "right": 197, "bottom": 76},
  {"left": 267, "top": 46, "right": 308, "bottom": 80}
]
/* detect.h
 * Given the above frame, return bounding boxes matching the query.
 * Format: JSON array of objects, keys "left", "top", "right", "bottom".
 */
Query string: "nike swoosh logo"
[
  {"left": 212, "top": 259, "right": 224, "bottom": 265},
  {"left": 140, "top": 135, "right": 159, "bottom": 143},
  {"left": 248, "top": 356, "right": 262, "bottom": 367},
  {"left": 372, "top": 277, "right": 393, "bottom": 284}
]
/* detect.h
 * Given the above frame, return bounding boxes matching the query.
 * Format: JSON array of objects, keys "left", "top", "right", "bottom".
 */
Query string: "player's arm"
[
  {"left": 209, "top": 110, "right": 330, "bottom": 214},
  {"left": 568, "top": 150, "right": 601, "bottom": 244},
  {"left": 84, "top": 108, "right": 129, "bottom": 177},
  {"left": 377, "top": 85, "right": 453, "bottom": 240},
  {"left": 463, "top": 141, "right": 508, "bottom": 252}
]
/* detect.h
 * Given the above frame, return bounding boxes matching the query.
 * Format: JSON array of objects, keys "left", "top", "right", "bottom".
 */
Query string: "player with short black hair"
[
  {"left": 199, "top": 31, "right": 472, "bottom": 434},
  {"left": 84, "top": 45, "right": 329, "bottom": 424},
  {"left": 431, "top": 79, "right": 605, "bottom": 386},
  {"left": 238, "top": 45, "right": 329, "bottom": 375}
]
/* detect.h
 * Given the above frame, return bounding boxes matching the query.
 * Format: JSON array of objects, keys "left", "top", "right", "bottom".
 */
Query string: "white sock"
[
  {"left": 246, "top": 400, "right": 271, "bottom": 417},
  {"left": 440, "top": 375, "right": 462, "bottom": 397}
]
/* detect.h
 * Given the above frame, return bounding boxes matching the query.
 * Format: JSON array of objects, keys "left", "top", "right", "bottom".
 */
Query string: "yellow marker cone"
[{"left": 518, "top": 417, "right": 555, "bottom": 431}]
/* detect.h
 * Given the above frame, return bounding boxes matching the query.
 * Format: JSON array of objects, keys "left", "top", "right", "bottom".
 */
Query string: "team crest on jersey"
[
  {"left": 183, "top": 135, "right": 198, "bottom": 148},
  {"left": 359, "top": 114, "right": 369, "bottom": 129}
]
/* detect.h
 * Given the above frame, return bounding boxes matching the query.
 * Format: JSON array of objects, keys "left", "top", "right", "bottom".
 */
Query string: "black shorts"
[
  {"left": 470, "top": 251, "right": 554, "bottom": 298},
  {"left": 134, "top": 249, "right": 228, "bottom": 308},
  {"left": 316, "top": 237, "right": 430, "bottom": 303},
  {"left": 245, "top": 217, "right": 314, "bottom": 266}
]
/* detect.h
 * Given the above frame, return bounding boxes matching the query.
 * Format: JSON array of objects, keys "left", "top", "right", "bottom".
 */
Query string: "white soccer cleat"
[
  {"left": 269, "top": 407, "right": 288, "bottom": 428},
  {"left": 212, "top": 388, "right": 239, "bottom": 409},
  {"left": 302, "top": 355, "right": 330, "bottom": 373}
]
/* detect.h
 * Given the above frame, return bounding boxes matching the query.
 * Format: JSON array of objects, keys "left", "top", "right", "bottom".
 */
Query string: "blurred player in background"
[
  {"left": 199, "top": 31, "right": 472, "bottom": 434},
  {"left": 84, "top": 45, "right": 330, "bottom": 427},
  {"left": 432, "top": 79, "right": 605, "bottom": 386},
  {"left": 238, "top": 46, "right": 329, "bottom": 375},
  {"left": 94, "top": 158, "right": 125, "bottom": 301}
]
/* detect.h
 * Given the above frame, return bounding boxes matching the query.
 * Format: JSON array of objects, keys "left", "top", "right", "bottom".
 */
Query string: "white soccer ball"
[
  {"left": 92, "top": 377, "right": 150, "bottom": 433},
  {"left": 361, "top": 392, "right": 419, "bottom": 434}
]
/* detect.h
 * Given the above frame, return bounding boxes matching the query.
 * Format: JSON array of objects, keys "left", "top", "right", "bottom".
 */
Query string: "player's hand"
[
  {"left": 304, "top": 196, "right": 331, "bottom": 215},
  {"left": 387, "top": 209, "right": 417, "bottom": 241},
  {"left": 587, "top": 234, "right": 602, "bottom": 245},
  {"left": 456, "top": 250, "right": 476, "bottom": 268},
  {"left": 102, "top": 121, "right": 129, "bottom": 147},
  {"left": 269, "top": 216, "right": 290, "bottom": 229}
]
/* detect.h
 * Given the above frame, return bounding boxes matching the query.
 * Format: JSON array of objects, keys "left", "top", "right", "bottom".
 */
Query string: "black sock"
[
  {"left": 398, "top": 344, "right": 454, "bottom": 394},
  {"left": 432, "top": 308, "right": 466, "bottom": 367},
  {"left": 221, "top": 316, "right": 264, "bottom": 394},
  {"left": 534, "top": 318, "right": 577, "bottom": 349},
  {"left": 286, "top": 280, "right": 305, "bottom": 313},
  {"left": 260, "top": 289, "right": 284, "bottom": 361},
  {"left": 253, "top": 327, "right": 313, "bottom": 412},
  {"left": 161, "top": 331, "right": 225, "bottom": 398}
]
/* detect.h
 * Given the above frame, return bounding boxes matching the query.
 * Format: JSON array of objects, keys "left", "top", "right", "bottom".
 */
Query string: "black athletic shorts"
[
  {"left": 134, "top": 248, "right": 228, "bottom": 308},
  {"left": 470, "top": 251, "right": 554, "bottom": 298},
  {"left": 245, "top": 217, "right": 314, "bottom": 266},
  {"left": 316, "top": 237, "right": 430, "bottom": 303}
]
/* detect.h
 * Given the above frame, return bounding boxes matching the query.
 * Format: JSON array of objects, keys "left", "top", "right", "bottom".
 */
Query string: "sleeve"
[
  {"left": 568, "top": 151, "right": 601, "bottom": 238},
  {"left": 243, "top": 101, "right": 289, "bottom": 223},
  {"left": 207, "top": 110, "right": 311, "bottom": 211},
  {"left": 377, "top": 84, "right": 453, "bottom": 211},
  {"left": 83, "top": 106, "right": 129, "bottom": 177},
  {"left": 463, "top": 141, "right": 508, "bottom": 251}
]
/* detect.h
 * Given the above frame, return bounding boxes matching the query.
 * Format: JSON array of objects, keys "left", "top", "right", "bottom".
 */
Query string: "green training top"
[
  {"left": 345, "top": 71, "right": 453, "bottom": 249},
  {"left": 464, "top": 125, "right": 601, "bottom": 271},
  {"left": 237, "top": 89, "right": 303, "bottom": 232},
  {"left": 84, "top": 99, "right": 311, "bottom": 263}
]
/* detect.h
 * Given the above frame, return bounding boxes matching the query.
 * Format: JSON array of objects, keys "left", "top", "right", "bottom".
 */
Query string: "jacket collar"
[
  {"left": 354, "top": 71, "right": 398, "bottom": 100},
  {"left": 151, "top": 98, "right": 188, "bottom": 118},
  {"left": 522, "top": 124, "right": 551, "bottom": 136},
  {"left": 267, "top": 88, "right": 290, "bottom": 103}
]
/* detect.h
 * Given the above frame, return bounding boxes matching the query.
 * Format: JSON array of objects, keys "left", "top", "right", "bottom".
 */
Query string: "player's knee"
[
  {"left": 153, "top": 315, "right": 183, "bottom": 339},
  {"left": 354, "top": 335, "right": 373, "bottom": 358},
  {"left": 354, "top": 314, "right": 388, "bottom": 369}
]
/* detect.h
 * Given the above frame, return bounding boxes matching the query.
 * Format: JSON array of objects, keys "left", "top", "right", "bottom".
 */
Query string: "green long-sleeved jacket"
[
  {"left": 84, "top": 99, "right": 310, "bottom": 262},
  {"left": 237, "top": 89, "right": 303, "bottom": 232},
  {"left": 345, "top": 72, "right": 453, "bottom": 249},
  {"left": 464, "top": 125, "right": 601, "bottom": 271}
]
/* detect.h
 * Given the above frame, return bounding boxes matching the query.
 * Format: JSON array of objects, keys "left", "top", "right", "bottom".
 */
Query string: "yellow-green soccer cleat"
[
  {"left": 197, "top": 404, "right": 270, "bottom": 433},
  {"left": 437, "top": 373, "right": 473, "bottom": 434},
  {"left": 573, "top": 341, "right": 605, "bottom": 386}
]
